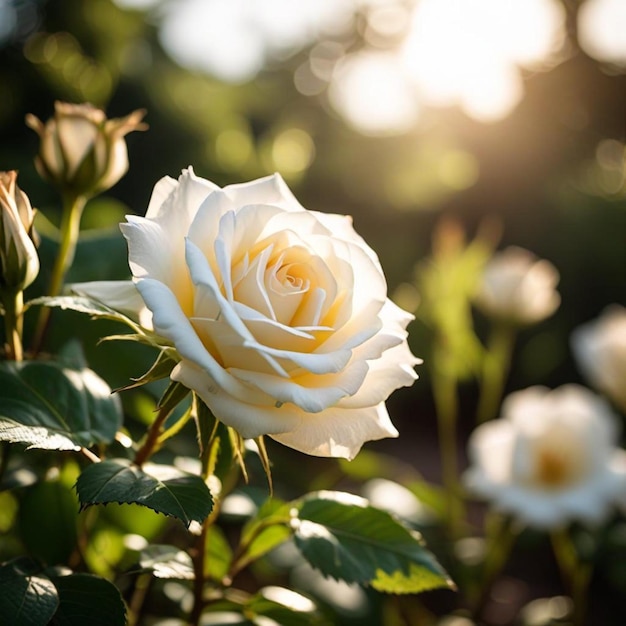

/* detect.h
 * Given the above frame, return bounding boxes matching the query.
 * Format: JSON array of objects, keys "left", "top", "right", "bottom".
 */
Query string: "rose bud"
[{"left": 26, "top": 101, "right": 147, "bottom": 197}]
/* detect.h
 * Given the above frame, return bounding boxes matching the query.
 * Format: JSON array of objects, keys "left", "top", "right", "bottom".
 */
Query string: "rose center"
[{"left": 530, "top": 445, "right": 586, "bottom": 489}]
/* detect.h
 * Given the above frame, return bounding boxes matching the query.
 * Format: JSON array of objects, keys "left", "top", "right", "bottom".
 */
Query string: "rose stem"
[
  {"left": 431, "top": 346, "right": 463, "bottom": 538},
  {"left": 31, "top": 193, "right": 86, "bottom": 354},
  {"left": 476, "top": 323, "right": 516, "bottom": 424},
  {"left": 551, "top": 529, "right": 592, "bottom": 626},
  {"left": 133, "top": 405, "right": 171, "bottom": 467},
  {"left": 3, "top": 290, "right": 24, "bottom": 361}
]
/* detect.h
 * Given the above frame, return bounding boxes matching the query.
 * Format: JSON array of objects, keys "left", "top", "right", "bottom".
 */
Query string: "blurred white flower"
[
  {"left": 464, "top": 385, "right": 626, "bottom": 529},
  {"left": 571, "top": 305, "right": 626, "bottom": 413},
  {"left": 474, "top": 246, "right": 560, "bottom": 325}
]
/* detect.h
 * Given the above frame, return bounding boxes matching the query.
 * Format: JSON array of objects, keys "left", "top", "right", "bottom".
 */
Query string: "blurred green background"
[
  {"left": 1, "top": 0, "right": 624, "bottom": 468},
  {"left": 0, "top": 1, "right": 625, "bottom": 621}
]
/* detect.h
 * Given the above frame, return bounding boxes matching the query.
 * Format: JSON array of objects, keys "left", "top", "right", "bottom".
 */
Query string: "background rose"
[
  {"left": 474, "top": 246, "right": 560, "bottom": 326},
  {"left": 571, "top": 305, "right": 626, "bottom": 413},
  {"left": 464, "top": 384, "right": 626, "bottom": 529},
  {"left": 75, "top": 168, "right": 420, "bottom": 459}
]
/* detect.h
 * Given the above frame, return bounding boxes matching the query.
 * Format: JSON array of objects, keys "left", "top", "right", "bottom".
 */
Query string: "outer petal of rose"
[
  {"left": 229, "top": 359, "right": 369, "bottom": 413},
  {"left": 70, "top": 280, "right": 154, "bottom": 330},
  {"left": 136, "top": 277, "right": 272, "bottom": 405},
  {"left": 224, "top": 173, "right": 306, "bottom": 213},
  {"left": 172, "top": 360, "right": 301, "bottom": 438},
  {"left": 338, "top": 341, "right": 419, "bottom": 409},
  {"left": 271, "top": 402, "right": 399, "bottom": 460},
  {"left": 311, "top": 211, "right": 383, "bottom": 271},
  {"left": 145, "top": 167, "right": 218, "bottom": 224}
]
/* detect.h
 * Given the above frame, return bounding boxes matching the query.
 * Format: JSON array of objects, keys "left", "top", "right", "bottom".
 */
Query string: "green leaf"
[
  {"left": 75, "top": 458, "right": 213, "bottom": 526},
  {"left": 234, "top": 499, "right": 291, "bottom": 573},
  {"left": 49, "top": 573, "right": 126, "bottom": 626},
  {"left": 137, "top": 545, "right": 194, "bottom": 580},
  {"left": 0, "top": 558, "right": 59, "bottom": 626},
  {"left": 246, "top": 588, "right": 322, "bottom": 626},
  {"left": 292, "top": 491, "right": 453, "bottom": 593},
  {"left": 205, "top": 525, "right": 233, "bottom": 582},
  {"left": 25, "top": 295, "right": 141, "bottom": 330},
  {"left": 0, "top": 361, "right": 122, "bottom": 450}
]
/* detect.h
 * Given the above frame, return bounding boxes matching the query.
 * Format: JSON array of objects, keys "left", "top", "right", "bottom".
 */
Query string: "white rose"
[
  {"left": 571, "top": 305, "right": 626, "bottom": 413},
  {"left": 474, "top": 246, "right": 560, "bottom": 326},
  {"left": 75, "top": 168, "right": 420, "bottom": 459},
  {"left": 464, "top": 385, "right": 626, "bottom": 529}
]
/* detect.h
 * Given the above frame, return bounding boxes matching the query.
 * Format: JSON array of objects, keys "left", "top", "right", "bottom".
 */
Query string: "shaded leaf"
[
  {"left": 137, "top": 545, "right": 194, "bottom": 580},
  {"left": 0, "top": 558, "right": 59, "bottom": 626},
  {"left": 75, "top": 458, "right": 213, "bottom": 526},
  {"left": 292, "top": 491, "right": 453, "bottom": 593},
  {"left": 50, "top": 573, "right": 126, "bottom": 626},
  {"left": 18, "top": 481, "right": 78, "bottom": 565},
  {"left": 0, "top": 361, "right": 122, "bottom": 450}
]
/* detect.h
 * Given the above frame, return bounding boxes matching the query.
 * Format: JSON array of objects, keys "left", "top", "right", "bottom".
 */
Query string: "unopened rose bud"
[
  {"left": 474, "top": 246, "right": 560, "bottom": 326},
  {"left": 26, "top": 101, "right": 147, "bottom": 197},
  {"left": 0, "top": 170, "right": 39, "bottom": 293}
]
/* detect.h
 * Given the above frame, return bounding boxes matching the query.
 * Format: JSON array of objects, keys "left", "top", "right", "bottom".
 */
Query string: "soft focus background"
[{"left": 0, "top": 0, "right": 625, "bottom": 624}]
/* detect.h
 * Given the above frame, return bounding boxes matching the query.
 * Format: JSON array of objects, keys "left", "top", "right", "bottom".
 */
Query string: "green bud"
[{"left": 25, "top": 101, "right": 147, "bottom": 197}]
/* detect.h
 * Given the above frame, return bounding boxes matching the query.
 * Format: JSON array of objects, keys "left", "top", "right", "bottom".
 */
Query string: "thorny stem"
[
  {"left": 476, "top": 324, "right": 516, "bottom": 424},
  {"left": 31, "top": 193, "right": 87, "bottom": 354},
  {"left": 133, "top": 405, "right": 171, "bottom": 467}
]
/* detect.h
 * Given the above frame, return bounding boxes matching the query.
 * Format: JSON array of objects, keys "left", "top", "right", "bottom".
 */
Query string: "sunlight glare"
[
  {"left": 329, "top": 51, "right": 419, "bottom": 135},
  {"left": 578, "top": 0, "right": 626, "bottom": 65},
  {"left": 401, "top": 0, "right": 565, "bottom": 121}
]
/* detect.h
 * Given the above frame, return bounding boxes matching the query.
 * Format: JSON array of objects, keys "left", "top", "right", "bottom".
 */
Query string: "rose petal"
[
  {"left": 136, "top": 278, "right": 269, "bottom": 403},
  {"left": 186, "top": 238, "right": 352, "bottom": 375},
  {"left": 172, "top": 360, "right": 299, "bottom": 438},
  {"left": 271, "top": 402, "right": 399, "bottom": 460},
  {"left": 224, "top": 172, "right": 305, "bottom": 212},
  {"left": 70, "top": 280, "right": 153, "bottom": 330},
  {"left": 229, "top": 359, "right": 369, "bottom": 413},
  {"left": 338, "top": 341, "right": 419, "bottom": 409}
]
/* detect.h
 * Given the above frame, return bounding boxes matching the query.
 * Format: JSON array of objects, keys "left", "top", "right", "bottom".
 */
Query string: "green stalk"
[
  {"left": 551, "top": 529, "right": 592, "bottom": 626},
  {"left": 3, "top": 289, "right": 24, "bottom": 361},
  {"left": 431, "top": 346, "right": 463, "bottom": 538},
  {"left": 476, "top": 323, "right": 516, "bottom": 424},
  {"left": 31, "top": 193, "right": 87, "bottom": 354},
  {"left": 469, "top": 514, "right": 518, "bottom": 618}
]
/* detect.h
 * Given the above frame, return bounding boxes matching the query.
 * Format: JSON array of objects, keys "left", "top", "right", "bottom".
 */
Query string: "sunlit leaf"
[
  {"left": 137, "top": 545, "right": 194, "bottom": 579},
  {"left": 49, "top": 573, "right": 126, "bottom": 626},
  {"left": 246, "top": 587, "right": 323, "bottom": 626},
  {"left": 0, "top": 361, "right": 122, "bottom": 450},
  {"left": 0, "top": 558, "right": 59, "bottom": 626},
  {"left": 25, "top": 295, "right": 140, "bottom": 331},
  {"left": 75, "top": 458, "right": 213, "bottom": 526},
  {"left": 292, "top": 491, "right": 453, "bottom": 593},
  {"left": 234, "top": 499, "right": 291, "bottom": 574}
]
